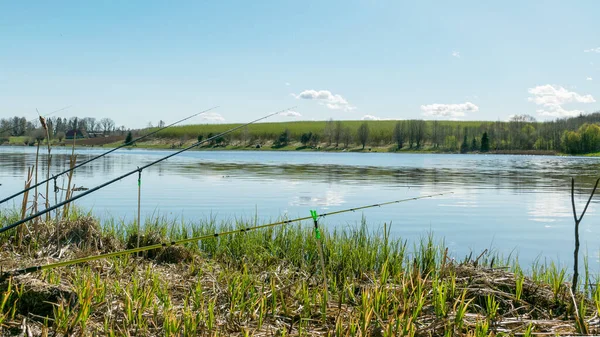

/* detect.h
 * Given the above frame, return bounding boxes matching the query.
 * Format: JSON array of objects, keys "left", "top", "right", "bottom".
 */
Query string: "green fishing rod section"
[
  {"left": 0, "top": 107, "right": 294, "bottom": 234},
  {"left": 2, "top": 192, "right": 453, "bottom": 278},
  {"left": 0, "top": 107, "right": 218, "bottom": 205}
]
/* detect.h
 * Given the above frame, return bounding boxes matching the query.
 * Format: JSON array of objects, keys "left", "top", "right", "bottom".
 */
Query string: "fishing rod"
[
  {"left": 0, "top": 105, "right": 72, "bottom": 136},
  {"left": 2, "top": 192, "right": 453, "bottom": 278},
  {"left": 0, "top": 107, "right": 294, "bottom": 234},
  {"left": 0, "top": 107, "right": 218, "bottom": 205}
]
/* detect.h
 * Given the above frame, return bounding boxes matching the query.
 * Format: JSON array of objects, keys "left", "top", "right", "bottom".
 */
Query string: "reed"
[
  {"left": 0, "top": 212, "right": 597, "bottom": 336},
  {"left": 17, "top": 166, "right": 33, "bottom": 247}
]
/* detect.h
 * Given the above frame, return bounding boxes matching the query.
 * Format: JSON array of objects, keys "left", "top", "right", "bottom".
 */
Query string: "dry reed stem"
[
  {"left": 0, "top": 218, "right": 598, "bottom": 336},
  {"left": 17, "top": 166, "right": 34, "bottom": 248}
]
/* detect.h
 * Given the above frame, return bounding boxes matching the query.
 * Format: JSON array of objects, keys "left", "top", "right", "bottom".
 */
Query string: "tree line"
[
  {"left": 6, "top": 111, "right": 600, "bottom": 154},
  {"left": 169, "top": 111, "right": 600, "bottom": 154},
  {"left": 0, "top": 116, "right": 124, "bottom": 142}
]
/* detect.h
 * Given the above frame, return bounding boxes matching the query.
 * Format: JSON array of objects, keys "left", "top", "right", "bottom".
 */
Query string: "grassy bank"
[
  {"left": 6, "top": 111, "right": 600, "bottom": 155},
  {"left": 2, "top": 137, "right": 562, "bottom": 157},
  {"left": 89, "top": 137, "right": 559, "bottom": 156},
  {"left": 0, "top": 211, "right": 596, "bottom": 336},
  {"left": 4, "top": 135, "right": 126, "bottom": 148}
]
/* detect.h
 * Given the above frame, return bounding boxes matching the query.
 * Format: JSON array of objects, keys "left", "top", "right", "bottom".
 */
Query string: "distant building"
[{"left": 65, "top": 129, "right": 85, "bottom": 139}]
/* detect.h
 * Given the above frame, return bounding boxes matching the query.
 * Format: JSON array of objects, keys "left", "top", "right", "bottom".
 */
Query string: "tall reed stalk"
[
  {"left": 62, "top": 139, "right": 77, "bottom": 220},
  {"left": 33, "top": 141, "right": 40, "bottom": 231},
  {"left": 40, "top": 115, "right": 52, "bottom": 223},
  {"left": 17, "top": 166, "right": 34, "bottom": 247}
]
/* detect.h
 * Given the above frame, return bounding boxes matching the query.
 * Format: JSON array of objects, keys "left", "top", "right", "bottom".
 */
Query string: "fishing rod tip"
[{"left": 0, "top": 270, "right": 22, "bottom": 283}]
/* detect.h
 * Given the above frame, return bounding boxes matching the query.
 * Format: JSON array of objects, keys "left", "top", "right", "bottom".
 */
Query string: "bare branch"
[
  {"left": 571, "top": 178, "right": 578, "bottom": 224},
  {"left": 578, "top": 178, "right": 600, "bottom": 222}
]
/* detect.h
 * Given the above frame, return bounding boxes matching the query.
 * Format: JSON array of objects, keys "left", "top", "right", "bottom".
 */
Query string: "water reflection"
[
  {"left": 289, "top": 189, "right": 346, "bottom": 207},
  {"left": 3, "top": 147, "right": 600, "bottom": 193},
  {"left": 527, "top": 192, "right": 573, "bottom": 225},
  {"left": 3, "top": 146, "right": 600, "bottom": 270},
  {"left": 172, "top": 160, "right": 600, "bottom": 193}
]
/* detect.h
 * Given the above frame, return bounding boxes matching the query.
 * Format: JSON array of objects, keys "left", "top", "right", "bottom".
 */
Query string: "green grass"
[
  {"left": 126, "top": 119, "right": 569, "bottom": 155},
  {"left": 2, "top": 119, "right": 567, "bottom": 155},
  {"left": 6, "top": 136, "right": 67, "bottom": 146},
  {"left": 0, "top": 209, "right": 596, "bottom": 336},
  {"left": 7, "top": 136, "right": 28, "bottom": 145},
  {"left": 149, "top": 120, "right": 490, "bottom": 143}
]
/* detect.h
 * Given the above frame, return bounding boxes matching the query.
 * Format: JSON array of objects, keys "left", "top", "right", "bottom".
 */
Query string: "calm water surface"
[{"left": 2, "top": 145, "right": 600, "bottom": 270}]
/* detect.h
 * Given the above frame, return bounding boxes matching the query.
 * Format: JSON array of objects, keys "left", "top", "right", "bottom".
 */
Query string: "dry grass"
[{"left": 0, "top": 215, "right": 597, "bottom": 336}]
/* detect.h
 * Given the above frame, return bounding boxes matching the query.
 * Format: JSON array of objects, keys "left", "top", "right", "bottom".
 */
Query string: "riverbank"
[
  {"left": 3, "top": 136, "right": 561, "bottom": 156},
  {"left": 0, "top": 212, "right": 596, "bottom": 336},
  {"left": 106, "top": 138, "right": 562, "bottom": 156},
  {"left": 42, "top": 139, "right": 562, "bottom": 156}
]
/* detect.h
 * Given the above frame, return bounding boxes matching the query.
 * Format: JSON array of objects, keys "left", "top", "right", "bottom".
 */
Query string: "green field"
[
  {"left": 7, "top": 136, "right": 28, "bottom": 145},
  {"left": 133, "top": 113, "right": 600, "bottom": 154},
  {"left": 5, "top": 112, "right": 600, "bottom": 154},
  {"left": 151, "top": 120, "right": 487, "bottom": 141}
]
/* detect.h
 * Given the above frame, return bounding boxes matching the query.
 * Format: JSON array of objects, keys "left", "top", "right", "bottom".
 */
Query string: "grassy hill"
[
  {"left": 138, "top": 112, "right": 600, "bottom": 154},
  {"left": 5, "top": 112, "right": 600, "bottom": 154}
]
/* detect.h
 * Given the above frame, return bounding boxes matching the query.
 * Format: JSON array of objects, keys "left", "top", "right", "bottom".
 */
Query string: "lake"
[{"left": 2, "top": 145, "right": 600, "bottom": 271}]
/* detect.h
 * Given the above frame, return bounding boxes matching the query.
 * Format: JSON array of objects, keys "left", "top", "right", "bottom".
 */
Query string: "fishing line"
[
  {"left": 137, "top": 168, "right": 142, "bottom": 251},
  {"left": 2, "top": 192, "right": 453, "bottom": 278},
  {"left": 0, "top": 107, "right": 219, "bottom": 205},
  {"left": 310, "top": 209, "right": 328, "bottom": 300},
  {"left": 0, "top": 107, "right": 294, "bottom": 234}
]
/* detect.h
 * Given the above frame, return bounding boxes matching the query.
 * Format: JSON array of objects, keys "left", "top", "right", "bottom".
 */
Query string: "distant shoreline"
[{"left": 1, "top": 140, "right": 561, "bottom": 156}]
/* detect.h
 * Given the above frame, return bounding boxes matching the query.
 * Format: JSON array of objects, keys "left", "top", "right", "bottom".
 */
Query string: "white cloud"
[
  {"left": 536, "top": 107, "right": 584, "bottom": 118},
  {"left": 528, "top": 84, "right": 595, "bottom": 117},
  {"left": 293, "top": 89, "right": 356, "bottom": 111},
  {"left": 528, "top": 85, "right": 593, "bottom": 107},
  {"left": 361, "top": 115, "right": 381, "bottom": 120},
  {"left": 528, "top": 85, "right": 594, "bottom": 106},
  {"left": 200, "top": 112, "right": 225, "bottom": 122},
  {"left": 285, "top": 82, "right": 290, "bottom": 86},
  {"left": 587, "top": 77, "right": 593, "bottom": 81},
  {"left": 420, "top": 102, "right": 479, "bottom": 118},
  {"left": 452, "top": 51, "right": 460, "bottom": 58},
  {"left": 280, "top": 110, "right": 302, "bottom": 117},
  {"left": 584, "top": 47, "right": 600, "bottom": 53}
]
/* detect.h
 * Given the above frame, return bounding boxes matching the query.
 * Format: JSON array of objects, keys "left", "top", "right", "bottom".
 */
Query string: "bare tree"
[
  {"left": 357, "top": 122, "right": 369, "bottom": 150},
  {"left": 407, "top": 120, "right": 415, "bottom": 148},
  {"left": 100, "top": 118, "right": 115, "bottom": 135},
  {"left": 431, "top": 120, "right": 441, "bottom": 148},
  {"left": 414, "top": 120, "right": 426, "bottom": 148},
  {"left": 323, "top": 119, "right": 334, "bottom": 146},
  {"left": 393, "top": 121, "right": 406, "bottom": 150},
  {"left": 342, "top": 127, "right": 352, "bottom": 148},
  {"left": 83, "top": 117, "right": 96, "bottom": 132},
  {"left": 334, "top": 120, "right": 343, "bottom": 147}
]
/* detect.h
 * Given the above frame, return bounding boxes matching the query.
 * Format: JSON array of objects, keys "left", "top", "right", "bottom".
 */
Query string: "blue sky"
[{"left": 1, "top": 1, "right": 599, "bottom": 128}]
